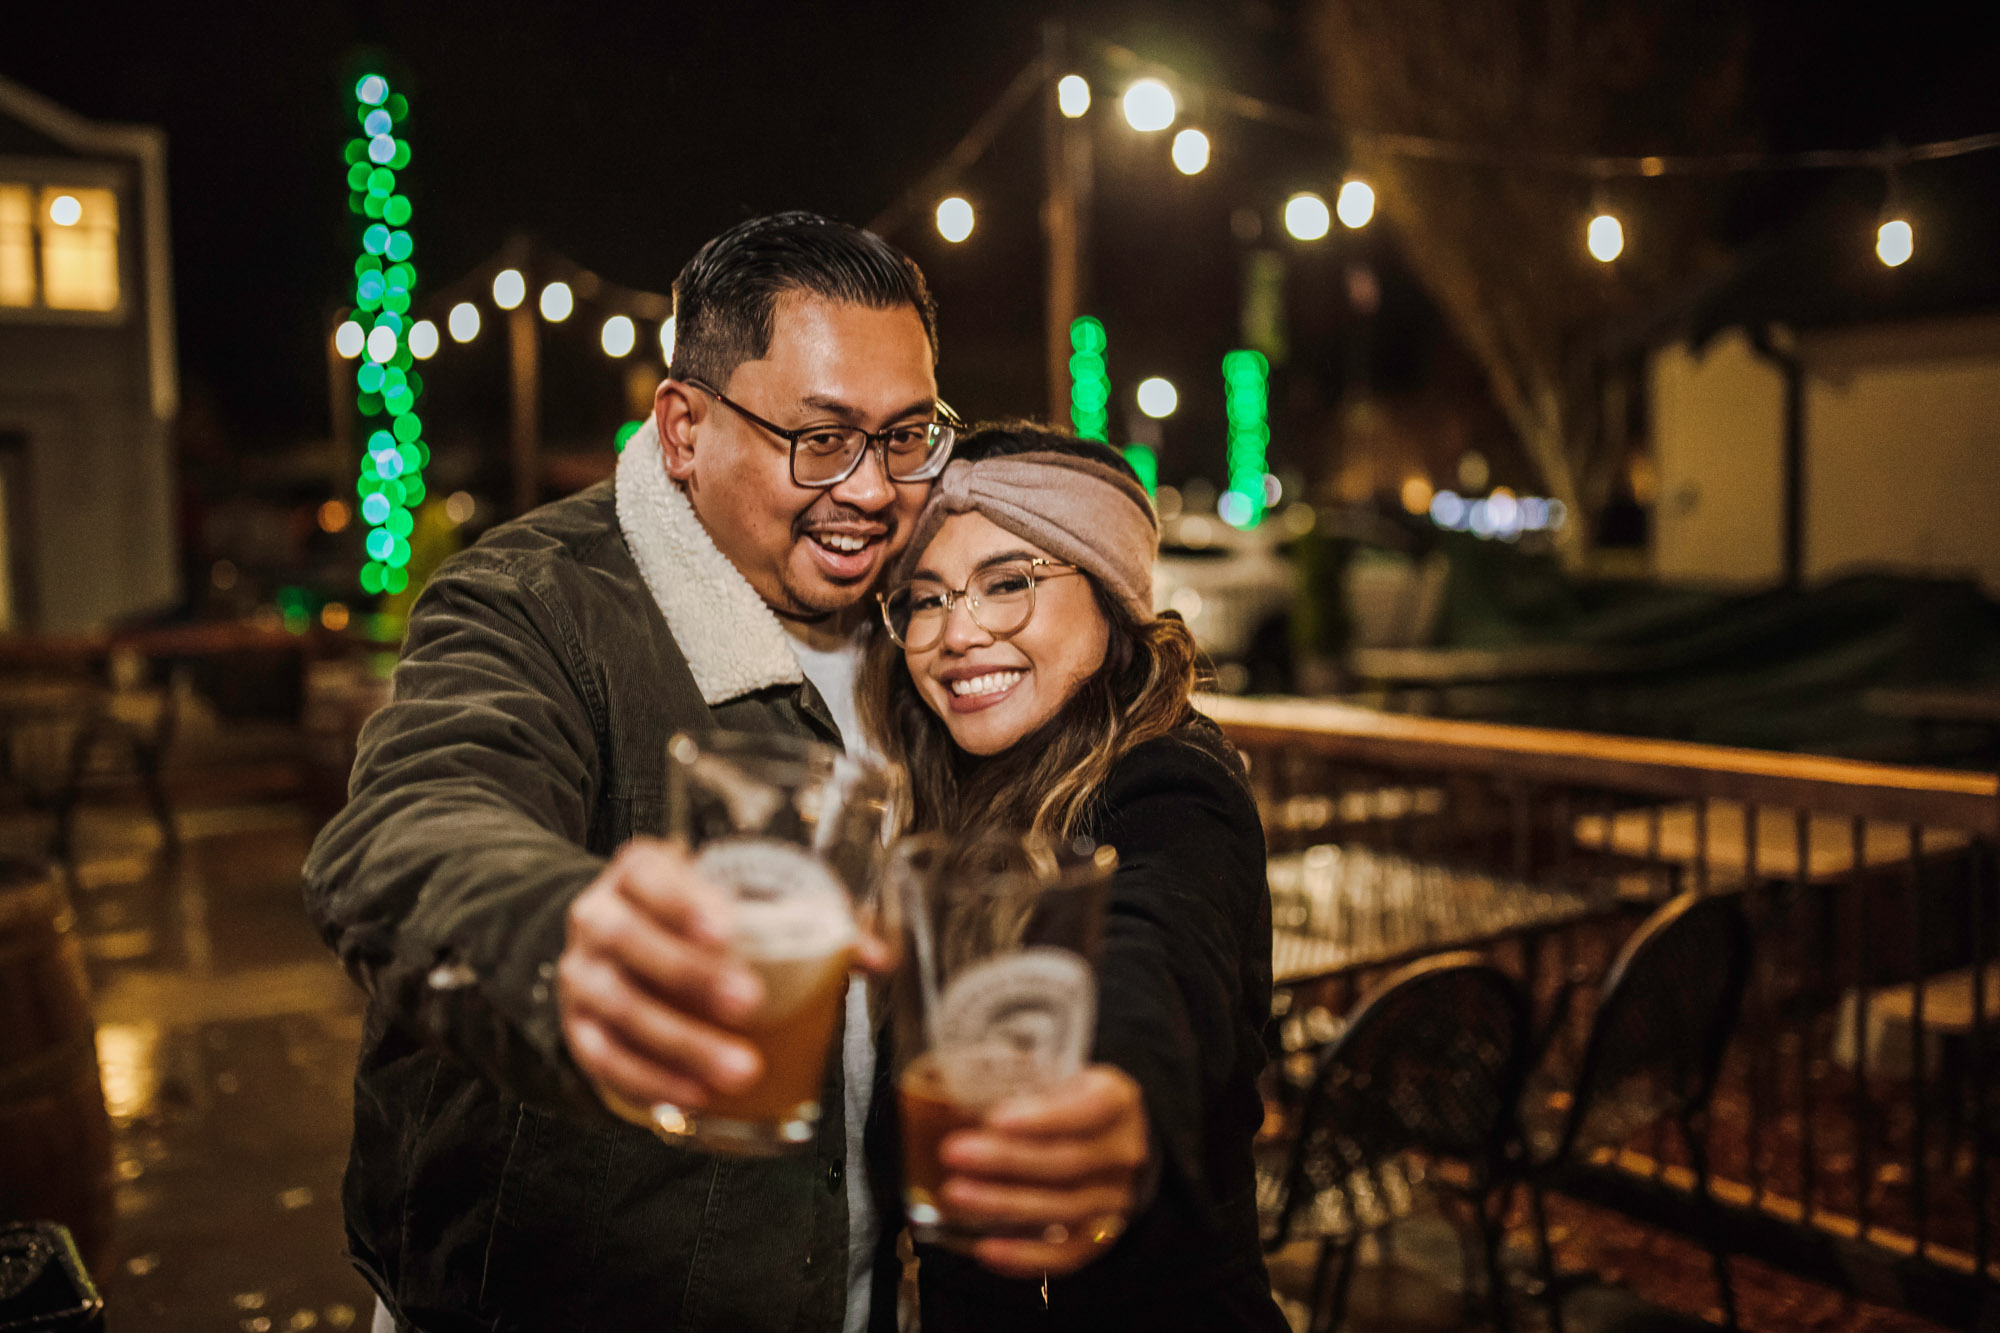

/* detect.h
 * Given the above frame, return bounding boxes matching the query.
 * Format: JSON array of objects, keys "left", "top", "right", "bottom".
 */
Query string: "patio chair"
[
  {"left": 1516, "top": 891, "right": 1751, "bottom": 1333},
  {"left": 1260, "top": 951, "right": 1531, "bottom": 1331}
]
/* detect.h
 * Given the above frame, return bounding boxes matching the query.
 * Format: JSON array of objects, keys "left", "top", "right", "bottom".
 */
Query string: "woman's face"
[{"left": 901, "top": 511, "right": 1110, "bottom": 756}]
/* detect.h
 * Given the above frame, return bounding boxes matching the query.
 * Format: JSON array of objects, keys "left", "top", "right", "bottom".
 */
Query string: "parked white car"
[{"left": 1154, "top": 511, "right": 1296, "bottom": 693}]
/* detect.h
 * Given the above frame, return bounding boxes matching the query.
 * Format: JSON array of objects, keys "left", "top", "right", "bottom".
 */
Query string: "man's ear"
[{"left": 655, "top": 379, "right": 702, "bottom": 482}]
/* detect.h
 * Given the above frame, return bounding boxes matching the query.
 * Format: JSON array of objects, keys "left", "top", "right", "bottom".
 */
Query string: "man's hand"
[
  {"left": 558, "top": 838, "right": 767, "bottom": 1113},
  {"left": 938, "top": 1065, "right": 1150, "bottom": 1279},
  {"left": 559, "top": 837, "right": 897, "bottom": 1118}
]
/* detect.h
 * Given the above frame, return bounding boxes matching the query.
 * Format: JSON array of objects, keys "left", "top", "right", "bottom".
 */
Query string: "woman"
[{"left": 859, "top": 424, "right": 1287, "bottom": 1331}]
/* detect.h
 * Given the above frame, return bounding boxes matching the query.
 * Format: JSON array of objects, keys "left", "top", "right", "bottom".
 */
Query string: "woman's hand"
[{"left": 938, "top": 1065, "right": 1150, "bottom": 1279}]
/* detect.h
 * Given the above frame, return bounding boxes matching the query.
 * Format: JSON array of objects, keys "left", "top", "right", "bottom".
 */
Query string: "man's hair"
[{"left": 669, "top": 211, "right": 939, "bottom": 389}]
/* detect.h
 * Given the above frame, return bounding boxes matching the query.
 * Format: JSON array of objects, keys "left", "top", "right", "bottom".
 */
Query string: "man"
[
  {"left": 306, "top": 212, "right": 1147, "bottom": 1333},
  {"left": 306, "top": 212, "right": 944, "bottom": 1333}
]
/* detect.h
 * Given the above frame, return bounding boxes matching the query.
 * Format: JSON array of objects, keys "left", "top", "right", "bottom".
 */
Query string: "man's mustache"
[{"left": 792, "top": 499, "right": 895, "bottom": 539}]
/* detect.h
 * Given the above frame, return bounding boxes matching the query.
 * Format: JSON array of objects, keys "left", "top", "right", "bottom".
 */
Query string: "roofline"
[{"left": 0, "top": 74, "right": 178, "bottom": 421}]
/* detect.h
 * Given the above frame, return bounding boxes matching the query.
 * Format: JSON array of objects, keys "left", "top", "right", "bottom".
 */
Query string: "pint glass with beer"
[
  {"left": 888, "top": 832, "right": 1115, "bottom": 1247},
  {"left": 619, "top": 730, "right": 900, "bottom": 1156}
]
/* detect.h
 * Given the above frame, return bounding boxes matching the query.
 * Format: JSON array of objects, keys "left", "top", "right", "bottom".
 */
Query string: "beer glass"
[
  {"left": 888, "top": 831, "right": 1115, "bottom": 1247},
  {"left": 618, "top": 730, "right": 901, "bottom": 1156}
]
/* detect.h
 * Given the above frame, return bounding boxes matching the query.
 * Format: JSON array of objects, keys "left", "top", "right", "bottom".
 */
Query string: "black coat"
[
  {"left": 912, "top": 720, "right": 1291, "bottom": 1332},
  {"left": 303, "top": 482, "right": 878, "bottom": 1333}
]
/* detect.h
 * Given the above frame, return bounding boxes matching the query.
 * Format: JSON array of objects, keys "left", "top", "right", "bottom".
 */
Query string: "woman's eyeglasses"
[
  {"left": 683, "top": 378, "right": 959, "bottom": 489},
  {"left": 878, "top": 558, "right": 1081, "bottom": 651}
]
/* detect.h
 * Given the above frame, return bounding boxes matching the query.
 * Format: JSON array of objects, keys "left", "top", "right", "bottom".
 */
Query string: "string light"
[
  {"left": 1136, "top": 376, "right": 1178, "bottom": 418},
  {"left": 1336, "top": 179, "right": 1375, "bottom": 229},
  {"left": 1171, "top": 129, "right": 1210, "bottom": 176},
  {"left": 600, "top": 314, "right": 636, "bottom": 356},
  {"left": 1284, "top": 192, "right": 1331, "bottom": 241},
  {"left": 492, "top": 269, "right": 525, "bottom": 309},
  {"left": 408, "top": 319, "right": 440, "bottom": 359},
  {"left": 660, "top": 315, "right": 676, "bottom": 366},
  {"left": 1057, "top": 75, "right": 1091, "bottom": 119},
  {"left": 1122, "top": 79, "right": 1175, "bottom": 133},
  {"left": 935, "top": 196, "right": 975, "bottom": 243},
  {"left": 1587, "top": 212, "right": 1625, "bottom": 263},
  {"left": 539, "top": 281, "right": 573, "bottom": 322},
  {"left": 448, "top": 302, "right": 480, "bottom": 342},
  {"left": 48, "top": 195, "right": 82, "bottom": 227},
  {"left": 334, "top": 321, "right": 365, "bottom": 358},
  {"left": 1877, "top": 217, "right": 1914, "bottom": 267}
]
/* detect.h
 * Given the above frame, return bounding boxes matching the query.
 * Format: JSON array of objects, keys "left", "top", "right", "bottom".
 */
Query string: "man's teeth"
[
  {"left": 814, "top": 532, "right": 870, "bottom": 554},
  {"left": 950, "top": 670, "right": 1024, "bottom": 698}
]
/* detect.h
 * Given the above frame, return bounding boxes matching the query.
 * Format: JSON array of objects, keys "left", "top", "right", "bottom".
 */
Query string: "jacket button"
[{"left": 826, "top": 1158, "right": 844, "bottom": 1193}]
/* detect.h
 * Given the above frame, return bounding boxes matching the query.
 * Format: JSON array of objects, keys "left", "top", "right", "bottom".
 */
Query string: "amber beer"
[
  {"left": 897, "top": 1052, "right": 982, "bottom": 1243},
  {"left": 702, "top": 936, "right": 852, "bottom": 1130}
]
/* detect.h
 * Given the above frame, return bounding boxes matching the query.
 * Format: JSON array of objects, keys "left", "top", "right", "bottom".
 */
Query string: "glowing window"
[
  {"left": 0, "top": 185, "right": 33, "bottom": 307},
  {"left": 37, "top": 186, "right": 119, "bottom": 311}
]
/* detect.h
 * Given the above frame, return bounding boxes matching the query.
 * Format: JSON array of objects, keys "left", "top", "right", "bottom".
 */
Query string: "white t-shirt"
[{"left": 784, "top": 625, "right": 879, "bottom": 1333}]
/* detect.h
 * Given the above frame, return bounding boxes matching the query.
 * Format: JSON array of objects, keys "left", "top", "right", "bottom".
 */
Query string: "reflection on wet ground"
[{"left": 0, "top": 763, "right": 374, "bottom": 1332}]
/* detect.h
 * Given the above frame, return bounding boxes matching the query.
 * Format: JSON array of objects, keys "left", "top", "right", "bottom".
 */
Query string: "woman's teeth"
[
  {"left": 949, "top": 670, "right": 1024, "bottom": 698},
  {"left": 814, "top": 532, "right": 870, "bottom": 554}
]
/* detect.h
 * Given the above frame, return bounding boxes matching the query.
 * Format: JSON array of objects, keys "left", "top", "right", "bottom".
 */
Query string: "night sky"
[{"left": 10, "top": 2, "right": 1999, "bottom": 486}]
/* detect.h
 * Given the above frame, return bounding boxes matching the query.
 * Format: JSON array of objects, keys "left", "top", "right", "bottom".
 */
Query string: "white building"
[
  {"left": 1651, "top": 313, "right": 2000, "bottom": 594},
  {"left": 0, "top": 75, "right": 179, "bottom": 631}
]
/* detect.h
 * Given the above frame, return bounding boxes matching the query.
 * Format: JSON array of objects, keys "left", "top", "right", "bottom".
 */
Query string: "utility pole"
[
  {"left": 1041, "top": 21, "right": 1091, "bottom": 426},
  {"left": 505, "top": 234, "right": 541, "bottom": 517}
]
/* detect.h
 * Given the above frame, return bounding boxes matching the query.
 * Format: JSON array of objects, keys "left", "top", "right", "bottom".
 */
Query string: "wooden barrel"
[{"left": 0, "top": 858, "right": 113, "bottom": 1275}]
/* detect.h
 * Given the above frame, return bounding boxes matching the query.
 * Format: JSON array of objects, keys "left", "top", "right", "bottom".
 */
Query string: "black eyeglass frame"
[
  {"left": 876, "top": 557, "right": 1082, "bottom": 651},
  {"left": 682, "top": 377, "right": 961, "bottom": 489}
]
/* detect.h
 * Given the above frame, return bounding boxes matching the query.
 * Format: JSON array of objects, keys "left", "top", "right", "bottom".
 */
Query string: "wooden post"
[
  {"left": 326, "top": 325, "right": 353, "bottom": 488},
  {"left": 508, "top": 299, "right": 540, "bottom": 517},
  {"left": 1042, "top": 21, "right": 1091, "bottom": 426}
]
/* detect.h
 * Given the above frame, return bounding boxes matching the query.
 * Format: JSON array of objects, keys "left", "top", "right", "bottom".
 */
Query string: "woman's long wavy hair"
[{"left": 858, "top": 428, "right": 1203, "bottom": 844}]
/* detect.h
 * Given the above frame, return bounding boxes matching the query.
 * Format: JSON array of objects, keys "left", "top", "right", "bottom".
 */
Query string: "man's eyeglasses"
[
  {"left": 683, "top": 378, "right": 959, "bottom": 488},
  {"left": 877, "top": 558, "right": 1081, "bottom": 651}
]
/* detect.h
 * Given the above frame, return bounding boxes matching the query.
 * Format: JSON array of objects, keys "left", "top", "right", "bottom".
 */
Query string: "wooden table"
[{"left": 1269, "top": 844, "right": 1627, "bottom": 988}]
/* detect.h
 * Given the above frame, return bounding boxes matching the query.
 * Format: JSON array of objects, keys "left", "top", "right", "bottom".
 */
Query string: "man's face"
[{"left": 659, "top": 294, "right": 938, "bottom": 619}]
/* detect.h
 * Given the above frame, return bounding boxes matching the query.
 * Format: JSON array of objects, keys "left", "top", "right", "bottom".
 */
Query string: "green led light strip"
[
  {"left": 1221, "top": 349, "right": 1269, "bottom": 528},
  {"left": 1069, "top": 316, "right": 1109, "bottom": 442},
  {"left": 345, "top": 73, "right": 427, "bottom": 596}
]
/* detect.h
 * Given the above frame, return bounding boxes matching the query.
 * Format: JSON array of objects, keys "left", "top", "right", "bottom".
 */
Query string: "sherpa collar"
[{"left": 614, "top": 417, "right": 804, "bottom": 706}]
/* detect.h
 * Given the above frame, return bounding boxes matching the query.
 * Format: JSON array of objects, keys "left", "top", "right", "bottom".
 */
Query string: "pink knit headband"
[{"left": 893, "top": 452, "right": 1159, "bottom": 623}]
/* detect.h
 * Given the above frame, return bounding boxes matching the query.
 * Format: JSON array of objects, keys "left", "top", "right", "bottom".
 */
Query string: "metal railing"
[{"left": 1205, "top": 694, "right": 1999, "bottom": 1327}]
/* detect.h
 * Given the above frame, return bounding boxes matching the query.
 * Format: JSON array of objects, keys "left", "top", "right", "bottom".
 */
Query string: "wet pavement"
[{"left": 0, "top": 729, "right": 375, "bottom": 1332}]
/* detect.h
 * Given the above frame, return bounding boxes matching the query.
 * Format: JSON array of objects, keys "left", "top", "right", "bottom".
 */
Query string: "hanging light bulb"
[
  {"left": 1877, "top": 218, "right": 1914, "bottom": 267},
  {"left": 1122, "top": 78, "right": 1175, "bottom": 132},
  {"left": 601, "top": 315, "right": 636, "bottom": 356},
  {"left": 1335, "top": 179, "right": 1375, "bottom": 229},
  {"left": 1284, "top": 192, "right": 1331, "bottom": 241},
  {"left": 935, "top": 196, "right": 975, "bottom": 243},
  {"left": 1057, "top": 75, "right": 1090, "bottom": 118},
  {"left": 539, "top": 281, "right": 573, "bottom": 322},
  {"left": 1171, "top": 129, "right": 1210, "bottom": 175},
  {"left": 1587, "top": 212, "right": 1625, "bottom": 263},
  {"left": 492, "top": 269, "right": 525, "bottom": 309}
]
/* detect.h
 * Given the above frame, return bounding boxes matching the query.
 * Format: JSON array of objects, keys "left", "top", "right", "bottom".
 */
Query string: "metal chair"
[
  {"left": 1516, "top": 891, "right": 1752, "bottom": 1333},
  {"left": 1260, "top": 951, "right": 1532, "bottom": 1331}
]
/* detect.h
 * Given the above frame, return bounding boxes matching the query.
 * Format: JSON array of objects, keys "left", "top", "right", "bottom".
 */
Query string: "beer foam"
[
  {"left": 695, "top": 839, "right": 855, "bottom": 961},
  {"left": 932, "top": 947, "right": 1094, "bottom": 1110}
]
